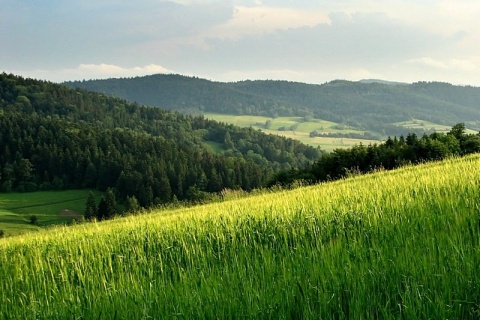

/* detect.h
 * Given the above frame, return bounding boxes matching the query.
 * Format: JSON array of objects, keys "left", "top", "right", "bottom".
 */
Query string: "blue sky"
[{"left": 1, "top": 0, "right": 479, "bottom": 85}]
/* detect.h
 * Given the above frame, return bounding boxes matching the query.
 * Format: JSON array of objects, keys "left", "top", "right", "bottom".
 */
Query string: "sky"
[{"left": 1, "top": 0, "right": 480, "bottom": 85}]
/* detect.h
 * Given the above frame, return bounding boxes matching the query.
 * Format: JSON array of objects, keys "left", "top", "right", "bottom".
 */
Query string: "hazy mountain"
[
  {"left": 65, "top": 74, "right": 480, "bottom": 136},
  {"left": 358, "top": 79, "right": 408, "bottom": 85}
]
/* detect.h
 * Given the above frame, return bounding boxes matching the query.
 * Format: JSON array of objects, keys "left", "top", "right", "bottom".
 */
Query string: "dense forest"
[
  {"left": 66, "top": 74, "right": 480, "bottom": 136},
  {"left": 0, "top": 73, "right": 320, "bottom": 210},
  {"left": 270, "top": 123, "right": 480, "bottom": 186}
]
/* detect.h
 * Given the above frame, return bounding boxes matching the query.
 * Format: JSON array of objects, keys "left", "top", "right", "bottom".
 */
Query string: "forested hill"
[
  {"left": 0, "top": 73, "right": 320, "bottom": 209},
  {"left": 66, "top": 74, "right": 480, "bottom": 136}
]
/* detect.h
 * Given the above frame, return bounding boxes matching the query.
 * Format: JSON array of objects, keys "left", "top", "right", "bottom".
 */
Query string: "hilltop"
[{"left": 66, "top": 74, "right": 480, "bottom": 137}]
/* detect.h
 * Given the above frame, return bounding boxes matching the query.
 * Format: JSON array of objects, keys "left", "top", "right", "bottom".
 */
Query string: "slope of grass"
[
  {"left": 0, "top": 190, "right": 102, "bottom": 236},
  {"left": 1, "top": 155, "right": 480, "bottom": 318}
]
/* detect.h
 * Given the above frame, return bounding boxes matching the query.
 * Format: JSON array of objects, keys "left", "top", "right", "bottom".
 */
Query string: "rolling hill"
[
  {"left": 0, "top": 73, "right": 320, "bottom": 211},
  {"left": 66, "top": 74, "right": 480, "bottom": 138}
]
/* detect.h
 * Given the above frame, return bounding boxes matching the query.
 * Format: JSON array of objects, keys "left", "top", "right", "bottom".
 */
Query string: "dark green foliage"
[
  {"left": 1, "top": 180, "right": 13, "bottom": 192},
  {"left": 0, "top": 230, "right": 4, "bottom": 238},
  {"left": 0, "top": 73, "right": 320, "bottom": 215},
  {"left": 185, "top": 185, "right": 211, "bottom": 204},
  {"left": 96, "top": 198, "right": 108, "bottom": 221},
  {"left": 84, "top": 192, "right": 97, "bottom": 220},
  {"left": 29, "top": 215, "right": 38, "bottom": 225},
  {"left": 66, "top": 74, "right": 480, "bottom": 136},
  {"left": 97, "top": 188, "right": 117, "bottom": 220},
  {"left": 125, "top": 195, "right": 140, "bottom": 213},
  {"left": 83, "top": 163, "right": 97, "bottom": 188}
]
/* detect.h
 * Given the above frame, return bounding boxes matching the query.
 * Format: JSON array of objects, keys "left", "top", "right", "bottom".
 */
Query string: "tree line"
[{"left": 270, "top": 123, "right": 480, "bottom": 186}]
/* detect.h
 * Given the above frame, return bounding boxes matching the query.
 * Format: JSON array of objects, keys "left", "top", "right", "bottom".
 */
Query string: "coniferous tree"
[
  {"left": 83, "top": 163, "right": 97, "bottom": 187},
  {"left": 96, "top": 198, "right": 108, "bottom": 221},
  {"left": 84, "top": 191, "right": 97, "bottom": 220},
  {"left": 126, "top": 195, "right": 140, "bottom": 213},
  {"left": 103, "top": 188, "right": 117, "bottom": 219},
  {"left": 96, "top": 189, "right": 117, "bottom": 220}
]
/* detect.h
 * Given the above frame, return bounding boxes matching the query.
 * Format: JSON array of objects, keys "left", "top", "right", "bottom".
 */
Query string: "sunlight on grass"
[
  {"left": 205, "top": 113, "right": 379, "bottom": 151},
  {"left": 1, "top": 155, "right": 480, "bottom": 318}
]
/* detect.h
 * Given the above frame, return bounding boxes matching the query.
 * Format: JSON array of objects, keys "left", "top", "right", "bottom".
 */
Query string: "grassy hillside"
[
  {"left": 0, "top": 190, "right": 102, "bottom": 236},
  {"left": 1, "top": 155, "right": 480, "bottom": 318}
]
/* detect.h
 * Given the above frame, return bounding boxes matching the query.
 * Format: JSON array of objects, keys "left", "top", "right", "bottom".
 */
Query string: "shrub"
[{"left": 29, "top": 215, "right": 38, "bottom": 225}]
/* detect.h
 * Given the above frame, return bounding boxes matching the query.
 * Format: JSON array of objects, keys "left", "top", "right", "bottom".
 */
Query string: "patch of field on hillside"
[
  {"left": 205, "top": 113, "right": 379, "bottom": 151},
  {"left": 262, "top": 129, "right": 379, "bottom": 150},
  {"left": 0, "top": 190, "right": 102, "bottom": 236},
  {"left": 395, "top": 119, "right": 477, "bottom": 134},
  {"left": 1, "top": 155, "right": 479, "bottom": 318}
]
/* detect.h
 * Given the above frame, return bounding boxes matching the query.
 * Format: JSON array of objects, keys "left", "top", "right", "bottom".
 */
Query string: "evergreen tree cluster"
[
  {"left": 0, "top": 73, "right": 320, "bottom": 208},
  {"left": 270, "top": 123, "right": 480, "bottom": 186},
  {"left": 84, "top": 189, "right": 117, "bottom": 221}
]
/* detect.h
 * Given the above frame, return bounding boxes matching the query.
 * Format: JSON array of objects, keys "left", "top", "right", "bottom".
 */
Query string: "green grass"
[
  {"left": 395, "top": 119, "right": 477, "bottom": 134},
  {"left": 0, "top": 190, "right": 102, "bottom": 236},
  {"left": 1, "top": 155, "right": 480, "bottom": 318},
  {"left": 262, "top": 129, "right": 379, "bottom": 150},
  {"left": 205, "top": 113, "right": 379, "bottom": 151}
]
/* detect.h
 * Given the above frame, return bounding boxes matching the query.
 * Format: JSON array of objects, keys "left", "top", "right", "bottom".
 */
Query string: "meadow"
[
  {"left": 1, "top": 155, "right": 480, "bottom": 318},
  {"left": 395, "top": 118, "right": 477, "bottom": 134},
  {"left": 204, "top": 113, "right": 379, "bottom": 151},
  {"left": 0, "top": 190, "right": 102, "bottom": 237}
]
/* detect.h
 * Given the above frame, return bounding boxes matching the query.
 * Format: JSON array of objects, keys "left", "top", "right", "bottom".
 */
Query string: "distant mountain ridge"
[
  {"left": 358, "top": 79, "right": 408, "bottom": 85},
  {"left": 65, "top": 74, "right": 480, "bottom": 136}
]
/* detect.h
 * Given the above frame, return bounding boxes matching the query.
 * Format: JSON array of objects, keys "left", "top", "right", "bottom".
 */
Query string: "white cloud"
[
  {"left": 3, "top": 1, "right": 480, "bottom": 86},
  {"left": 74, "top": 64, "right": 171, "bottom": 79},
  {"left": 9, "top": 64, "right": 171, "bottom": 82},
  {"left": 204, "top": 5, "right": 330, "bottom": 40}
]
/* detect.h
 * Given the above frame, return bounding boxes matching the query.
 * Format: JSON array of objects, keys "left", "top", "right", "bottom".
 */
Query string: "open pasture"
[
  {"left": 204, "top": 113, "right": 379, "bottom": 151},
  {"left": 262, "top": 129, "right": 379, "bottom": 150},
  {"left": 0, "top": 190, "right": 101, "bottom": 236},
  {"left": 395, "top": 119, "right": 478, "bottom": 134}
]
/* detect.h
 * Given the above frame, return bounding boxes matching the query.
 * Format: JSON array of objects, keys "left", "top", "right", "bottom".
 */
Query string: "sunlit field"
[
  {"left": 1, "top": 155, "right": 479, "bottom": 318},
  {"left": 395, "top": 118, "right": 477, "bottom": 134},
  {"left": 204, "top": 113, "right": 379, "bottom": 151}
]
